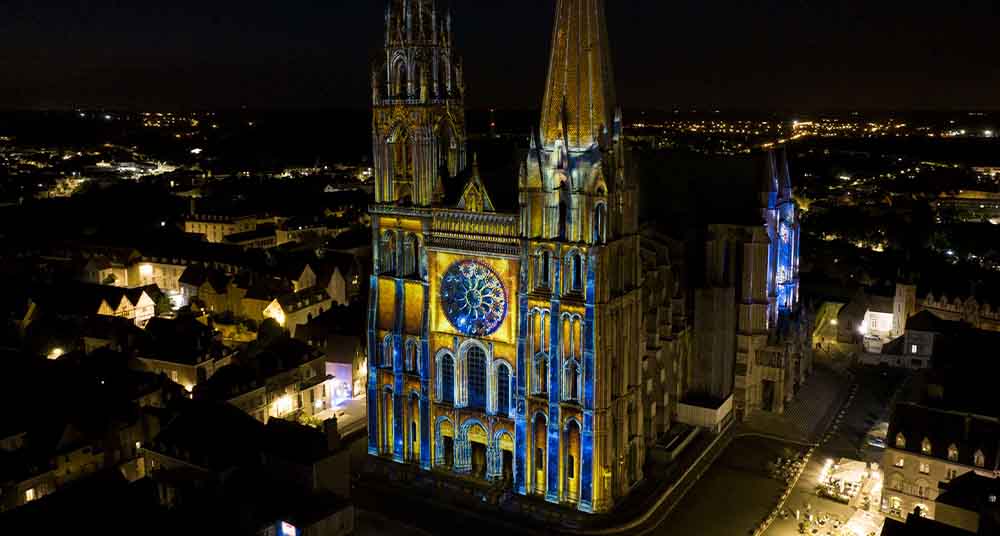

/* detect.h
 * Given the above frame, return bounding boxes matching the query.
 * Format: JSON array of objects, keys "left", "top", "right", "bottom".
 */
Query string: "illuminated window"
[
  {"left": 947, "top": 444, "right": 958, "bottom": 462},
  {"left": 440, "top": 355, "right": 454, "bottom": 404},
  {"left": 382, "top": 335, "right": 393, "bottom": 368},
  {"left": 380, "top": 231, "right": 397, "bottom": 274},
  {"left": 947, "top": 468, "right": 958, "bottom": 480},
  {"left": 537, "top": 250, "right": 551, "bottom": 288},
  {"left": 405, "top": 340, "right": 416, "bottom": 372},
  {"left": 535, "top": 448, "right": 544, "bottom": 469},
  {"left": 974, "top": 449, "right": 985, "bottom": 468},
  {"left": 919, "top": 462, "right": 930, "bottom": 474},
  {"left": 564, "top": 360, "right": 580, "bottom": 402},
  {"left": 24, "top": 488, "right": 36, "bottom": 503},
  {"left": 466, "top": 346, "right": 487, "bottom": 409},
  {"left": 895, "top": 457, "right": 904, "bottom": 468},
  {"left": 896, "top": 433, "right": 906, "bottom": 448},
  {"left": 911, "top": 344, "right": 918, "bottom": 354},
  {"left": 533, "top": 354, "right": 548, "bottom": 395},
  {"left": 496, "top": 364, "right": 510, "bottom": 416},
  {"left": 593, "top": 203, "right": 607, "bottom": 244},
  {"left": 921, "top": 438, "right": 932, "bottom": 455},
  {"left": 568, "top": 252, "right": 583, "bottom": 292}
]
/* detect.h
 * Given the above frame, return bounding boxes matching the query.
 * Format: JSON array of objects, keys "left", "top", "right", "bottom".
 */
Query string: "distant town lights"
[
  {"left": 190, "top": 148, "right": 203, "bottom": 155},
  {"left": 47, "top": 348, "right": 65, "bottom": 360}
]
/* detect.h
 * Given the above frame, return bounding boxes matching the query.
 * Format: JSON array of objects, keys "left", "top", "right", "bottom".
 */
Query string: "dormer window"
[
  {"left": 921, "top": 438, "right": 932, "bottom": 455},
  {"left": 974, "top": 449, "right": 986, "bottom": 468},
  {"left": 895, "top": 433, "right": 906, "bottom": 448},
  {"left": 947, "top": 444, "right": 959, "bottom": 462}
]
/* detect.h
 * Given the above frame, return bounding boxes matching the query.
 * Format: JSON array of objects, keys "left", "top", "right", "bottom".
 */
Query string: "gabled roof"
[
  {"left": 906, "top": 309, "right": 964, "bottom": 333},
  {"left": 454, "top": 155, "right": 495, "bottom": 212},
  {"left": 275, "top": 287, "right": 331, "bottom": 313},
  {"left": 887, "top": 402, "right": 1000, "bottom": 471}
]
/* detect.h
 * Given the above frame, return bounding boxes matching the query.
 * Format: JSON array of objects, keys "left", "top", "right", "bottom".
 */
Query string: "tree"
[{"left": 155, "top": 294, "right": 173, "bottom": 316}]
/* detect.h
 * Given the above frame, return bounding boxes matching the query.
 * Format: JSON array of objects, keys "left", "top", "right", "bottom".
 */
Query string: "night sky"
[{"left": 2, "top": 0, "right": 998, "bottom": 112}]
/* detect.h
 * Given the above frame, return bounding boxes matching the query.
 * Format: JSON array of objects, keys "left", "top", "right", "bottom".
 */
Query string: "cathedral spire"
[{"left": 539, "top": 0, "right": 617, "bottom": 149}]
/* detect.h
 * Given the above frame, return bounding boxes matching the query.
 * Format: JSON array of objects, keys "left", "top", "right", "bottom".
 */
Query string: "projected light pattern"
[{"left": 441, "top": 260, "right": 508, "bottom": 336}]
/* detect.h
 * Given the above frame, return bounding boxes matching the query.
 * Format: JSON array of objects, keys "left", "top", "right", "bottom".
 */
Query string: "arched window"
[
  {"left": 895, "top": 433, "right": 906, "bottom": 448},
  {"left": 947, "top": 444, "right": 959, "bottom": 462},
  {"left": 569, "top": 252, "right": 583, "bottom": 291},
  {"left": 533, "top": 354, "right": 547, "bottom": 395},
  {"left": 405, "top": 340, "right": 416, "bottom": 372},
  {"left": 921, "top": 438, "right": 932, "bottom": 455},
  {"left": 537, "top": 250, "right": 551, "bottom": 289},
  {"left": 467, "top": 346, "right": 487, "bottom": 409},
  {"left": 393, "top": 58, "right": 408, "bottom": 97},
  {"left": 440, "top": 354, "right": 455, "bottom": 403},
  {"left": 593, "top": 203, "right": 607, "bottom": 244},
  {"left": 974, "top": 449, "right": 985, "bottom": 468},
  {"left": 564, "top": 360, "right": 580, "bottom": 401},
  {"left": 497, "top": 364, "right": 510, "bottom": 416},
  {"left": 380, "top": 231, "right": 397, "bottom": 274},
  {"left": 382, "top": 335, "right": 393, "bottom": 368},
  {"left": 403, "top": 234, "right": 420, "bottom": 277}
]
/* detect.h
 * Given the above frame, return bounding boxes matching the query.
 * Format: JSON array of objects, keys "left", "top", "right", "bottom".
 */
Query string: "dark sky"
[{"left": 2, "top": 0, "right": 998, "bottom": 111}]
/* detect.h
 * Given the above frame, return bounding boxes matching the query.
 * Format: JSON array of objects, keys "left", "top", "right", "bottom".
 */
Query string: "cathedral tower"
[
  {"left": 367, "top": 0, "right": 643, "bottom": 515},
  {"left": 372, "top": 0, "right": 467, "bottom": 206},
  {"left": 517, "top": 0, "right": 643, "bottom": 512}
]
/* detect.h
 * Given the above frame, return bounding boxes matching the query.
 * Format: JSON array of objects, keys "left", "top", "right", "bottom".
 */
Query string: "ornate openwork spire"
[{"left": 539, "top": 0, "right": 617, "bottom": 149}]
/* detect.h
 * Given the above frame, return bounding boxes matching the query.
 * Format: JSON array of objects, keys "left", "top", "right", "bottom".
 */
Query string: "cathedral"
[
  {"left": 366, "top": 0, "right": 805, "bottom": 515},
  {"left": 366, "top": 0, "right": 639, "bottom": 512}
]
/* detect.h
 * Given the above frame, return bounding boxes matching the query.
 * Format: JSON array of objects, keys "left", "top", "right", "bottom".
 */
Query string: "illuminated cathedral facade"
[{"left": 366, "top": 0, "right": 641, "bottom": 512}]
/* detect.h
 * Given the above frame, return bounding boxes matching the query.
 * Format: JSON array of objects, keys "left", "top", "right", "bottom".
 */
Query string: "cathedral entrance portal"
[
  {"left": 498, "top": 432, "right": 514, "bottom": 482},
  {"left": 467, "top": 423, "right": 488, "bottom": 479}
]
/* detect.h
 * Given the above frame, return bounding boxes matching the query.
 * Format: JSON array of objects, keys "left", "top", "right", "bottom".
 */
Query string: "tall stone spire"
[{"left": 539, "top": 0, "right": 617, "bottom": 149}]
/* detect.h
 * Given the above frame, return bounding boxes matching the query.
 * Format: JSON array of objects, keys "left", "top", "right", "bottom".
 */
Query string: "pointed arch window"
[
  {"left": 593, "top": 203, "right": 607, "bottom": 244},
  {"left": 566, "top": 251, "right": 584, "bottom": 292},
  {"left": 380, "top": 231, "right": 397, "bottom": 274},
  {"left": 564, "top": 360, "right": 580, "bottom": 402},
  {"left": 382, "top": 335, "right": 394, "bottom": 368},
  {"left": 440, "top": 354, "right": 455, "bottom": 404},
  {"left": 496, "top": 364, "right": 511, "bottom": 416},
  {"left": 405, "top": 339, "right": 417, "bottom": 373},
  {"left": 403, "top": 234, "right": 420, "bottom": 277},
  {"left": 536, "top": 249, "right": 552, "bottom": 289},
  {"left": 529, "top": 309, "right": 550, "bottom": 395}
]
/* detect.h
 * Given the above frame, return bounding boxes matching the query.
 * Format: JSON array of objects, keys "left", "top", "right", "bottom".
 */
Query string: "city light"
[{"left": 47, "top": 347, "right": 64, "bottom": 360}]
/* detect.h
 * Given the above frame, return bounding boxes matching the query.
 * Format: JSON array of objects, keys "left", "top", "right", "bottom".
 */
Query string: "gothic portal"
[{"left": 367, "top": 0, "right": 643, "bottom": 513}]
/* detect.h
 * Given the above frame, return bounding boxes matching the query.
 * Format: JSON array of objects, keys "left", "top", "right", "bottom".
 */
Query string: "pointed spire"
[{"left": 539, "top": 0, "right": 617, "bottom": 149}]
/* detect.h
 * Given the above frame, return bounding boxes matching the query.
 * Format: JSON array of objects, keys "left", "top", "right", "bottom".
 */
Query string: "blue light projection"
[{"left": 440, "top": 260, "right": 508, "bottom": 337}]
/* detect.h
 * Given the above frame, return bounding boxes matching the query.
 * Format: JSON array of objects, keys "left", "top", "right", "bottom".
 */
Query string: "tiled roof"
[{"left": 887, "top": 402, "right": 999, "bottom": 471}]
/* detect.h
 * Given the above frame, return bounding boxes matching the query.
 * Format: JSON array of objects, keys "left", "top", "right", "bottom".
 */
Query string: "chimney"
[{"left": 323, "top": 417, "right": 341, "bottom": 451}]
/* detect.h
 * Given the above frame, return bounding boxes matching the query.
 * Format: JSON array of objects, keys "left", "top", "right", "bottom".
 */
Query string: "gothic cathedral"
[{"left": 367, "top": 0, "right": 643, "bottom": 513}]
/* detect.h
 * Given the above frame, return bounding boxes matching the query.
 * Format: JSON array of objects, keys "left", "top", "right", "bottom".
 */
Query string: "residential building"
[
  {"left": 882, "top": 402, "right": 999, "bottom": 521},
  {"left": 263, "top": 287, "right": 332, "bottom": 338},
  {"left": 133, "top": 317, "right": 234, "bottom": 393}
]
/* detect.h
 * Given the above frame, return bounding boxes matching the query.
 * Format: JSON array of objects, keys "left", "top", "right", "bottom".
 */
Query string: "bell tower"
[
  {"left": 372, "top": 0, "right": 467, "bottom": 206},
  {"left": 515, "top": 0, "right": 643, "bottom": 513}
]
